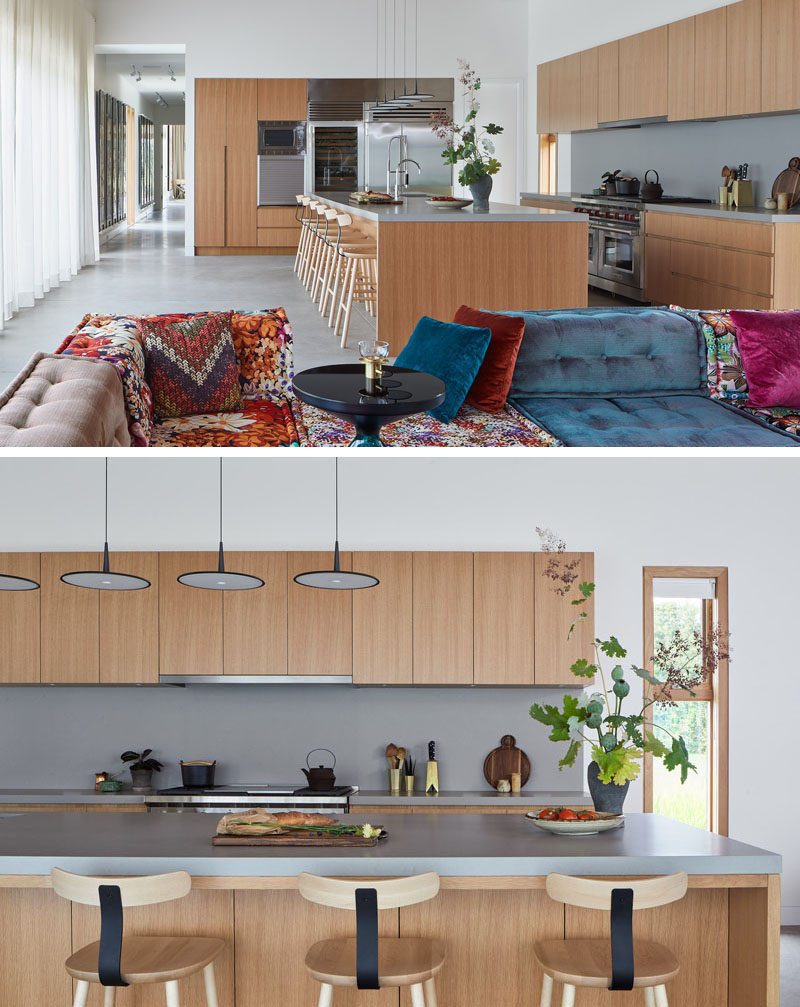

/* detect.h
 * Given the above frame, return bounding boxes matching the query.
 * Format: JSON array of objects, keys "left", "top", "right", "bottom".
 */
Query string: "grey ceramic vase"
[
  {"left": 130, "top": 768, "right": 153, "bottom": 793},
  {"left": 469, "top": 174, "right": 493, "bottom": 213},
  {"left": 587, "top": 760, "right": 630, "bottom": 813}
]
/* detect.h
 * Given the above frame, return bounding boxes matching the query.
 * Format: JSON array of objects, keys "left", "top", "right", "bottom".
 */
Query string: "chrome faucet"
[
  {"left": 386, "top": 135, "right": 406, "bottom": 195},
  {"left": 393, "top": 158, "right": 421, "bottom": 200}
]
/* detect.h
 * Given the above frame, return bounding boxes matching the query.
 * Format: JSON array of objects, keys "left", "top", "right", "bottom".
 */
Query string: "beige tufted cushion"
[{"left": 0, "top": 354, "right": 131, "bottom": 447}]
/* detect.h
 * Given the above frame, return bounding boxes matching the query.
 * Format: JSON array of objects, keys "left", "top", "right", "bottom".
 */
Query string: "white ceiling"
[{"left": 101, "top": 51, "right": 186, "bottom": 105}]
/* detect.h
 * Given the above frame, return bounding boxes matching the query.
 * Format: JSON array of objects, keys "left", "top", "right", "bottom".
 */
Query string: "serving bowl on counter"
[
  {"left": 526, "top": 811, "right": 624, "bottom": 836},
  {"left": 425, "top": 197, "right": 473, "bottom": 210}
]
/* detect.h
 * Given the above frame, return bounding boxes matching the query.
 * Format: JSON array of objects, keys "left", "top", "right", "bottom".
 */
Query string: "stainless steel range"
[{"left": 144, "top": 784, "right": 358, "bottom": 814}]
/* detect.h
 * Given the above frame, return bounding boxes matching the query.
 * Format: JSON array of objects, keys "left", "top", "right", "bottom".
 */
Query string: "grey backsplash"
[
  {"left": 0, "top": 684, "right": 584, "bottom": 793},
  {"left": 571, "top": 112, "right": 800, "bottom": 203}
]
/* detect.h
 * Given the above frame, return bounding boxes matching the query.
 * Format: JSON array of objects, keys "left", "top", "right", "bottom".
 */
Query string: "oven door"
[
  {"left": 587, "top": 225, "right": 600, "bottom": 277},
  {"left": 597, "top": 226, "right": 641, "bottom": 291}
]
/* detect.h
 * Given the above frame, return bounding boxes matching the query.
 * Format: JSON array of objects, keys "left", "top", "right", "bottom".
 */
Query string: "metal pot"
[
  {"left": 180, "top": 760, "right": 217, "bottom": 788},
  {"left": 640, "top": 169, "right": 663, "bottom": 201},
  {"left": 301, "top": 749, "right": 337, "bottom": 791},
  {"left": 615, "top": 177, "right": 640, "bottom": 196}
]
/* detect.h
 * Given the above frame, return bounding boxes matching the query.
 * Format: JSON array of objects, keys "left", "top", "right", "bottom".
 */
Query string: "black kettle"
[
  {"left": 301, "top": 749, "right": 337, "bottom": 791},
  {"left": 641, "top": 169, "right": 663, "bottom": 201}
]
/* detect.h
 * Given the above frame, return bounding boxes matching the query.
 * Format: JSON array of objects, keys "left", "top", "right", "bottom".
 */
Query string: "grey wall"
[
  {"left": 570, "top": 112, "right": 800, "bottom": 203},
  {"left": 0, "top": 683, "right": 583, "bottom": 793}
]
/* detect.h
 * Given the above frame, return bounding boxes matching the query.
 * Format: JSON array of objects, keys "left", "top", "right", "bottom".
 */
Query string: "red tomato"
[
  {"left": 577, "top": 811, "right": 598, "bottom": 821},
  {"left": 558, "top": 808, "right": 579, "bottom": 821},
  {"left": 538, "top": 808, "right": 560, "bottom": 821}
]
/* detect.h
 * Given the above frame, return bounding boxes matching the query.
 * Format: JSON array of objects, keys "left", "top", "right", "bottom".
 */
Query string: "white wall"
[{"left": 0, "top": 455, "right": 796, "bottom": 921}]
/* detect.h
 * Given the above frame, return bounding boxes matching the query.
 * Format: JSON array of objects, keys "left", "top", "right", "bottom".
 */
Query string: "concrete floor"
[
  {"left": 783, "top": 927, "right": 800, "bottom": 1005},
  {"left": 0, "top": 200, "right": 373, "bottom": 391}
]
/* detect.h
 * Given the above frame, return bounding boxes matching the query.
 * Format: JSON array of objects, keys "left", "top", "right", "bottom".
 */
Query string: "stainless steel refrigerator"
[{"left": 364, "top": 121, "right": 453, "bottom": 196}]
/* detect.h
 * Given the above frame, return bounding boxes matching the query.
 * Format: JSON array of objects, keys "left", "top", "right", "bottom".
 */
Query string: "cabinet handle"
[{"left": 223, "top": 145, "right": 228, "bottom": 247}]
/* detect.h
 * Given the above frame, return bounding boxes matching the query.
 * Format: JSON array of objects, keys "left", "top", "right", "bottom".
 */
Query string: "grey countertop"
[
  {"left": 314, "top": 192, "right": 583, "bottom": 224},
  {"left": 352, "top": 789, "right": 592, "bottom": 807},
  {"left": 0, "top": 788, "right": 145, "bottom": 805},
  {"left": 519, "top": 190, "right": 800, "bottom": 223},
  {"left": 520, "top": 191, "right": 582, "bottom": 202},
  {"left": 0, "top": 811, "right": 780, "bottom": 878}
]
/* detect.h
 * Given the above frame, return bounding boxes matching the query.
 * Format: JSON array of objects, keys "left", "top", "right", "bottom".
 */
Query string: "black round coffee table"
[{"left": 294, "top": 365, "right": 446, "bottom": 446}]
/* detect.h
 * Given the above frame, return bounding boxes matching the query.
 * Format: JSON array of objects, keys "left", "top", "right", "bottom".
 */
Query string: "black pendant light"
[
  {"left": 294, "top": 459, "right": 379, "bottom": 591},
  {"left": 178, "top": 460, "right": 264, "bottom": 591},
  {"left": 404, "top": 0, "right": 434, "bottom": 101},
  {"left": 61, "top": 459, "right": 150, "bottom": 591}
]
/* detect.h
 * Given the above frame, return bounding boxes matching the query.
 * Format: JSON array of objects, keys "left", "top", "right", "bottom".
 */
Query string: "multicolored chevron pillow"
[{"left": 139, "top": 311, "right": 242, "bottom": 418}]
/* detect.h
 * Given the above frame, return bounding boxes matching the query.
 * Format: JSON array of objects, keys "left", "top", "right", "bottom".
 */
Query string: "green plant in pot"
[
  {"left": 430, "top": 59, "right": 503, "bottom": 212},
  {"left": 529, "top": 534, "right": 728, "bottom": 814},
  {"left": 120, "top": 749, "right": 164, "bottom": 793}
]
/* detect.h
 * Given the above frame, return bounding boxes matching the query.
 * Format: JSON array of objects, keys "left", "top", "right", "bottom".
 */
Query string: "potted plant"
[
  {"left": 430, "top": 59, "right": 503, "bottom": 212},
  {"left": 529, "top": 532, "right": 729, "bottom": 813},
  {"left": 120, "top": 749, "right": 164, "bottom": 793}
]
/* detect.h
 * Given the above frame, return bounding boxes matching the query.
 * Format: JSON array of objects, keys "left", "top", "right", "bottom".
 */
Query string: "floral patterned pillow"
[
  {"left": 231, "top": 308, "right": 294, "bottom": 401},
  {"left": 697, "top": 310, "right": 749, "bottom": 401}
]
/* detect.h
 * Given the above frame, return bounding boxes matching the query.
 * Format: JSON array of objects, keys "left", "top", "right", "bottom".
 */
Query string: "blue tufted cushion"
[
  {"left": 395, "top": 315, "right": 491, "bottom": 423},
  {"left": 503, "top": 308, "right": 706, "bottom": 397},
  {"left": 510, "top": 393, "right": 800, "bottom": 447}
]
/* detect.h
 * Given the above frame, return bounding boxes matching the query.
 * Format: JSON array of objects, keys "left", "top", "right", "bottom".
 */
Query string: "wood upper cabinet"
[
  {"left": 579, "top": 48, "right": 599, "bottom": 130},
  {"left": 99, "top": 553, "right": 159, "bottom": 684},
  {"left": 223, "top": 552, "right": 287, "bottom": 676},
  {"left": 762, "top": 0, "right": 800, "bottom": 112},
  {"left": 288, "top": 552, "right": 353, "bottom": 676},
  {"left": 0, "top": 553, "right": 40, "bottom": 683},
  {"left": 533, "top": 552, "right": 595, "bottom": 686},
  {"left": 257, "top": 79, "right": 307, "bottom": 120},
  {"left": 158, "top": 553, "right": 223, "bottom": 677},
  {"left": 597, "top": 40, "right": 620, "bottom": 123},
  {"left": 352, "top": 552, "right": 412, "bottom": 685},
  {"left": 727, "top": 0, "right": 762, "bottom": 116},
  {"left": 225, "top": 78, "right": 258, "bottom": 248},
  {"left": 537, "top": 63, "right": 553, "bottom": 134},
  {"left": 618, "top": 26, "right": 668, "bottom": 121},
  {"left": 549, "top": 54, "right": 581, "bottom": 133},
  {"left": 695, "top": 7, "right": 728, "bottom": 119},
  {"left": 41, "top": 553, "right": 100, "bottom": 684},
  {"left": 668, "top": 17, "right": 695, "bottom": 121},
  {"left": 473, "top": 553, "right": 534, "bottom": 686},
  {"left": 412, "top": 553, "right": 473, "bottom": 685},
  {"left": 194, "top": 78, "right": 226, "bottom": 248}
]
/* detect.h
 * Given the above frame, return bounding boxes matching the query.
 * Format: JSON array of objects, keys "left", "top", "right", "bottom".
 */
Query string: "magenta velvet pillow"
[{"left": 728, "top": 310, "right": 800, "bottom": 408}]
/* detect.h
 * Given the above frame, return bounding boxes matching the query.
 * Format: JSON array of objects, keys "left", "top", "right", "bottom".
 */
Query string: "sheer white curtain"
[{"left": 0, "top": 0, "right": 98, "bottom": 329}]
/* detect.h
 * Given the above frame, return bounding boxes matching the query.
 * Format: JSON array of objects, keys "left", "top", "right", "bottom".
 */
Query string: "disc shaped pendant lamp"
[
  {"left": 0, "top": 572, "right": 39, "bottom": 591},
  {"left": 61, "top": 460, "right": 150, "bottom": 591},
  {"left": 403, "top": 0, "right": 434, "bottom": 101},
  {"left": 294, "top": 459, "right": 379, "bottom": 590},
  {"left": 177, "top": 460, "right": 264, "bottom": 591}
]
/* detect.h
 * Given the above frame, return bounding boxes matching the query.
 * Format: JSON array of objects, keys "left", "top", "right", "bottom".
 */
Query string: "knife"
[{"left": 742, "top": 163, "right": 749, "bottom": 180}]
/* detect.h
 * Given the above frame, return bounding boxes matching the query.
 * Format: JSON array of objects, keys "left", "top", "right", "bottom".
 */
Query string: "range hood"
[
  {"left": 159, "top": 675, "right": 352, "bottom": 685},
  {"left": 307, "top": 78, "right": 454, "bottom": 122}
]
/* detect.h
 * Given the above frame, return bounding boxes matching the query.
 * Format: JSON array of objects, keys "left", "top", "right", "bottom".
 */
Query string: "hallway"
[{"left": 0, "top": 201, "right": 369, "bottom": 393}]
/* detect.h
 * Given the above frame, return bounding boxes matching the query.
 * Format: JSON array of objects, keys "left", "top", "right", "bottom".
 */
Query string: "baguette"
[
  {"left": 216, "top": 808, "right": 338, "bottom": 836},
  {"left": 272, "top": 811, "right": 337, "bottom": 827}
]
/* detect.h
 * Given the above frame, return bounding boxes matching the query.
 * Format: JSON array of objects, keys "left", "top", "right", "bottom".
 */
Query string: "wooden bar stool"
[
  {"left": 534, "top": 872, "right": 688, "bottom": 1007},
  {"left": 298, "top": 871, "right": 444, "bottom": 1007},
  {"left": 294, "top": 195, "right": 312, "bottom": 275},
  {"left": 303, "top": 201, "right": 331, "bottom": 292},
  {"left": 51, "top": 867, "right": 224, "bottom": 1007},
  {"left": 334, "top": 245, "right": 378, "bottom": 347},
  {"left": 299, "top": 199, "right": 323, "bottom": 287},
  {"left": 320, "top": 212, "right": 376, "bottom": 321}
]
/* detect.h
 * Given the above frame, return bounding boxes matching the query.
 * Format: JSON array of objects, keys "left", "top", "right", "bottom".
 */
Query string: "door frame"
[{"left": 126, "top": 105, "right": 136, "bottom": 225}]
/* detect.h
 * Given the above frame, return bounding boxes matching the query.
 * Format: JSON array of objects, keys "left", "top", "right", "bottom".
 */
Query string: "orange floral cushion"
[{"left": 231, "top": 308, "right": 294, "bottom": 400}]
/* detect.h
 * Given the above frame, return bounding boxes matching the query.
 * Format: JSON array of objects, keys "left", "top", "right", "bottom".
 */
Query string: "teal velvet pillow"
[{"left": 395, "top": 315, "right": 491, "bottom": 422}]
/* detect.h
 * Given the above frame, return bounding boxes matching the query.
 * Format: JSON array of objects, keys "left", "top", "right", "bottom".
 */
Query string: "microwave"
[{"left": 258, "top": 121, "right": 306, "bottom": 156}]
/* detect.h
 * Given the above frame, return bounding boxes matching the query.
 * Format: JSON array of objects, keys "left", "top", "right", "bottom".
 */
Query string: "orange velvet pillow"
[{"left": 454, "top": 305, "right": 525, "bottom": 412}]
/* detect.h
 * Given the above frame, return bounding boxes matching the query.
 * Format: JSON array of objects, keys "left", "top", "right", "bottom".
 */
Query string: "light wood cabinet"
[
  {"left": 41, "top": 553, "right": 100, "bottom": 684},
  {"left": 158, "top": 552, "right": 223, "bottom": 677},
  {"left": 0, "top": 553, "right": 40, "bottom": 683},
  {"left": 728, "top": 0, "right": 762, "bottom": 116},
  {"left": 533, "top": 552, "right": 594, "bottom": 686},
  {"left": 645, "top": 234, "right": 673, "bottom": 304},
  {"left": 412, "top": 553, "right": 473, "bottom": 685},
  {"left": 223, "top": 552, "right": 288, "bottom": 676},
  {"left": 225, "top": 78, "right": 258, "bottom": 248},
  {"left": 762, "top": 0, "right": 800, "bottom": 112},
  {"left": 579, "top": 48, "right": 599, "bottom": 130},
  {"left": 257, "top": 78, "right": 307, "bottom": 120},
  {"left": 668, "top": 17, "right": 695, "bottom": 121},
  {"left": 352, "top": 552, "right": 413, "bottom": 685},
  {"left": 618, "top": 27, "right": 668, "bottom": 122},
  {"left": 194, "top": 79, "right": 226, "bottom": 248},
  {"left": 473, "top": 553, "right": 535, "bottom": 686},
  {"left": 287, "top": 552, "right": 353, "bottom": 677},
  {"left": 536, "top": 63, "right": 553, "bottom": 134},
  {"left": 695, "top": 7, "right": 728, "bottom": 119},
  {"left": 99, "top": 552, "right": 159, "bottom": 684},
  {"left": 597, "top": 41, "right": 619, "bottom": 123}
]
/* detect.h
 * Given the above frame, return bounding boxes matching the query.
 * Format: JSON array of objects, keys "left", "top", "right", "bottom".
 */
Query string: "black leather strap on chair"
[
  {"left": 355, "top": 887, "right": 380, "bottom": 990},
  {"left": 608, "top": 887, "right": 635, "bottom": 991},
  {"left": 98, "top": 884, "right": 129, "bottom": 987}
]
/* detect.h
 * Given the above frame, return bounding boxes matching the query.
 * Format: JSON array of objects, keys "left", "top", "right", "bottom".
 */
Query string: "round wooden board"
[
  {"left": 483, "top": 735, "right": 531, "bottom": 788},
  {"left": 772, "top": 158, "right": 800, "bottom": 207}
]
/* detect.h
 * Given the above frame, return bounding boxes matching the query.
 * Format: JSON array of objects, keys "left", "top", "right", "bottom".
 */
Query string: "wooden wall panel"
[
  {"left": 668, "top": 17, "right": 695, "bottom": 121},
  {"left": 194, "top": 79, "right": 226, "bottom": 247},
  {"left": 0, "top": 888, "right": 71, "bottom": 1007},
  {"left": 597, "top": 41, "right": 620, "bottom": 122},
  {"left": 473, "top": 553, "right": 535, "bottom": 686},
  {"left": 41, "top": 553, "right": 100, "bottom": 683},
  {"left": 287, "top": 552, "right": 353, "bottom": 676},
  {"left": 412, "top": 553, "right": 473, "bottom": 685},
  {"left": 158, "top": 553, "right": 223, "bottom": 677},
  {"left": 99, "top": 552, "right": 159, "bottom": 684},
  {"left": 225, "top": 78, "right": 258, "bottom": 248},
  {"left": 533, "top": 552, "right": 594, "bottom": 686},
  {"left": 0, "top": 552, "right": 40, "bottom": 683},
  {"left": 257, "top": 78, "right": 307, "bottom": 120},
  {"left": 223, "top": 551, "right": 288, "bottom": 676},
  {"left": 727, "top": 0, "right": 762, "bottom": 116},
  {"left": 695, "top": 6, "right": 728, "bottom": 119},
  {"left": 352, "top": 551, "right": 413, "bottom": 685}
]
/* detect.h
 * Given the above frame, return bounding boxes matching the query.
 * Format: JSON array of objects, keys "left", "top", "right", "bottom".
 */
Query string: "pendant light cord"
[
  {"left": 219, "top": 457, "right": 223, "bottom": 544},
  {"left": 334, "top": 457, "right": 339, "bottom": 543},
  {"left": 104, "top": 457, "right": 108, "bottom": 544}
]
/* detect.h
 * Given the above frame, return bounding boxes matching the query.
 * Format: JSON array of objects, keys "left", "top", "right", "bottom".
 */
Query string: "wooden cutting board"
[
  {"left": 212, "top": 829, "right": 386, "bottom": 847},
  {"left": 772, "top": 157, "right": 800, "bottom": 207},
  {"left": 483, "top": 735, "right": 531, "bottom": 788}
]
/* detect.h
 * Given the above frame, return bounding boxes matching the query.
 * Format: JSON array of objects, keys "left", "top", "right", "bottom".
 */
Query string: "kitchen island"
[
  {"left": 314, "top": 192, "right": 588, "bottom": 355},
  {"left": 0, "top": 811, "right": 779, "bottom": 1007}
]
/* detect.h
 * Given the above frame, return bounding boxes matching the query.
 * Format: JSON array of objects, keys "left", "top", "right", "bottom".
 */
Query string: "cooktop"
[
  {"left": 156, "top": 784, "right": 356, "bottom": 797},
  {"left": 579, "top": 194, "right": 714, "bottom": 204}
]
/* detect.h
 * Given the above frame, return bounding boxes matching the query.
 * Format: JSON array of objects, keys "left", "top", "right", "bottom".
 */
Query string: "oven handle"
[{"left": 592, "top": 224, "right": 641, "bottom": 236}]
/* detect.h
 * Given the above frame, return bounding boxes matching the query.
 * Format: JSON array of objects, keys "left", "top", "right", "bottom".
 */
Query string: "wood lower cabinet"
[
  {"left": 194, "top": 79, "right": 226, "bottom": 248},
  {"left": 473, "top": 553, "right": 535, "bottom": 686},
  {"left": 223, "top": 552, "right": 288, "bottom": 676},
  {"left": 225, "top": 78, "right": 258, "bottom": 248},
  {"left": 99, "top": 552, "right": 159, "bottom": 684},
  {"left": 412, "top": 553, "right": 473, "bottom": 685},
  {"left": 288, "top": 552, "right": 353, "bottom": 677},
  {"left": 0, "top": 552, "right": 40, "bottom": 683},
  {"left": 41, "top": 553, "right": 100, "bottom": 684},
  {"left": 534, "top": 552, "right": 595, "bottom": 686},
  {"left": 352, "top": 552, "right": 413, "bottom": 685},
  {"left": 158, "top": 553, "right": 223, "bottom": 677},
  {"left": 618, "top": 27, "right": 668, "bottom": 122}
]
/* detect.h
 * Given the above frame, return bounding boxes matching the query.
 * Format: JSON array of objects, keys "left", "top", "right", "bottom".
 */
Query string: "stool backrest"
[
  {"left": 298, "top": 871, "right": 439, "bottom": 910},
  {"left": 51, "top": 867, "right": 192, "bottom": 907},
  {"left": 545, "top": 872, "right": 688, "bottom": 911},
  {"left": 336, "top": 213, "right": 354, "bottom": 227}
]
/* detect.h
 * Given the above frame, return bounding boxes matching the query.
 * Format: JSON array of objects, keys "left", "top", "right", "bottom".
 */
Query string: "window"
[
  {"left": 642, "top": 568, "right": 729, "bottom": 834},
  {"left": 138, "top": 115, "right": 155, "bottom": 209},
  {"left": 538, "top": 134, "right": 558, "bottom": 195}
]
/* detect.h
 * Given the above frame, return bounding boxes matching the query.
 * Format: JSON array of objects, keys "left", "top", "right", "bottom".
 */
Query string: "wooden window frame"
[
  {"left": 642, "top": 566, "right": 729, "bottom": 835},
  {"left": 538, "top": 133, "right": 558, "bottom": 195}
]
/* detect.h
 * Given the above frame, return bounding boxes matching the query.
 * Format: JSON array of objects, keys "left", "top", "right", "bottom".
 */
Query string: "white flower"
[
  {"left": 482, "top": 139, "right": 495, "bottom": 155},
  {"left": 361, "top": 823, "right": 380, "bottom": 839}
]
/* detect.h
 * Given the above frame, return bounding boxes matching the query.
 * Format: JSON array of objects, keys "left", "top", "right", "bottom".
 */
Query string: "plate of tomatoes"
[
  {"left": 526, "top": 808, "right": 624, "bottom": 836},
  {"left": 425, "top": 196, "right": 473, "bottom": 210}
]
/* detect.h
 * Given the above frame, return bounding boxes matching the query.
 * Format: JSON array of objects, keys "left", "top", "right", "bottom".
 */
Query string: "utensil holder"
[
  {"left": 425, "top": 760, "right": 439, "bottom": 795},
  {"left": 404, "top": 775, "right": 415, "bottom": 795},
  {"left": 719, "top": 186, "right": 729, "bottom": 205},
  {"left": 731, "top": 180, "right": 754, "bottom": 208},
  {"left": 389, "top": 767, "right": 401, "bottom": 793}
]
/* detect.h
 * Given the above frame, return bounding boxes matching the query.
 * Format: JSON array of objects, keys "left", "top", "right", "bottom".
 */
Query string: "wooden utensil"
[
  {"left": 385, "top": 743, "right": 399, "bottom": 770},
  {"left": 772, "top": 157, "right": 800, "bottom": 208},
  {"left": 483, "top": 735, "right": 531, "bottom": 789}
]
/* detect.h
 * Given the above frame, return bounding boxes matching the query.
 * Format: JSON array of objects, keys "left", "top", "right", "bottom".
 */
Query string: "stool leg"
[
  {"left": 423, "top": 977, "right": 438, "bottom": 1007},
  {"left": 340, "top": 257, "right": 359, "bottom": 349},
  {"left": 203, "top": 963, "right": 219, "bottom": 1007},
  {"left": 317, "top": 982, "right": 334, "bottom": 1007},
  {"left": 540, "top": 973, "right": 553, "bottom": 1007},
  {"left": 410, "top": 983, "right": 425, "bottom": 1007},
  {"left": 644, "top": 987, "right": 656, "bottom": 1007},
  {"left": 328, "top": 255, "right": 343, "bottom": 327},
  {"left": 561, "top": 984, "right": 576, "bottom": 1007},
  {"left": 72, "top": 981, "right": 90, "bottom": 1007},
  {"left": 334, "top": 257, "right": 353, "bottom": 336},
  {"left": 653, "top": 986, "right": 669, "bottom": 1007},
  {"left": 165, "top": 979, "right": 180, "bottom": 1007},
  {"left": 103, "top": 987, "right": 116, "bottom": 1007}
]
